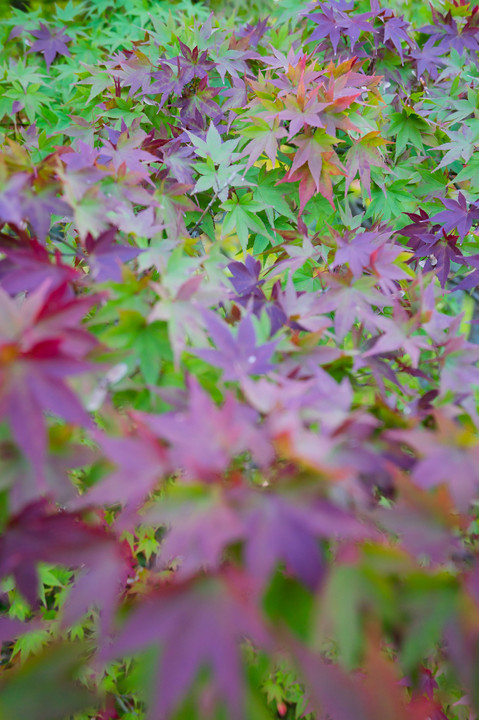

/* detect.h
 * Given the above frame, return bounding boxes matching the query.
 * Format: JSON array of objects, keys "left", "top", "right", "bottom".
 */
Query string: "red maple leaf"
[{"left": 0, "top": 281, "right": 101, "bottom": 471}]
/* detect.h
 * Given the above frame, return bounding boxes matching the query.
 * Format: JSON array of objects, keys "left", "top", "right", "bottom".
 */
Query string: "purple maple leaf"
[
  {"left": 134, "top": 377, "right": 273, "bottom": 480},
  {"left": 72, "top": 427, "right": 170, "bottom": 531},
  {"left": 84, "top": 228, "right": 141, "bottom": 282},
  {"left": 382, "top": 15, "right": 414, "bottom": 62},
  {"left": 390, "top": 422, "right": 479, "bottom": 511},
  {"left": 193, "top": 311, "right": 277, "bottom": 381},
  {"left": 431, "top": 193, "right": 479, "bottom": 241},
  {"left": 0, "top": 173, "right": 28, "bottom": 228},
  {"left": 410, "top": 39, "right": 446, "bottom": 79},
  {"left": 242, "top": 492, "right": 372, "bottom": 590},
  {"left": 104, "top": 571, "right": 270, "bottom": 720},
  {"left": 149, "top": 492, "right": 244, "bottom": 577},
  {"left": 332, "top": 229, "right": 386, "bottom": 278},
  {"left": 170, "top": 40, "right": 215, "bottom": 85},
  {"left": 99, "top": 125, "right": 158, "bottom": 179},
  {"left": 28, "top": 23, "right": 72, "bottom": 70},
  {"left": 364, "top": 300, "right": 429, "bottom": 368},
  {"left": 453, "top": 255, "right": 479, "bottom": 291},
  {"left": 228, "top": 255, "right": 264, "bottom": 297},
  {"left": 0, "top": 238, "right": 80, "bottom": 295},
  {"left": 0, "top": 500, "right": 126, "bottom": 616}
]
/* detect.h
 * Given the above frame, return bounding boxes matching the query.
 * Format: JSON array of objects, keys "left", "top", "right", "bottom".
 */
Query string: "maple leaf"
[
  {"left": 430, "top": 193, "right": 479, "bottom": 241},
  {"left": 161, "top": 139, "right": 195, "bottom": 185},
  {"left": 274, "top": 94, "right": 332, "bottom": 138},
  {"left": 242, "top": 491, "right": 372, "bottom": 590},
  {"left": 27, "top": 23, "right": 72, "bottom": 70},
  {"left": 0, "top": 173, "right": 28, "bottom": 228},
  {"left": 72, "top": 425, "right": 170, "bottom": 531},
  {"left": 278, "top": 149, "right": 345, "bottom": 213},
  {"left": 331, "top": 228, "right": 388, "bottom": 278},
  {"left": 382, "top": 15, "right": 414, "bottom": 62},
  {"left": 0, "top": 282, "right": 100, "bottom": 471},
  {"left": 339, "top": 10, "right": 378, "bottom": 51},
  {"left": 0, "top": 238, "right": 80, "bottom": 295},
  {"left": 0, "top": 500, "right": 125, "bottom": 612},
  {"left": 148, "top": 262, "right": 223, "bottom": 363},
  {"left": 369, "top": 242, "right": 409, "bottom": 295},
  {"left": 58, "top": 142, "right": 108, "bottom": 203},
  {"left": 228, "top": 254, "right": 265, "bottom": 299},
  {"left": 105, "top": 571, "right": 270, "bottom": 720},
  {"left": 1, "top": 428, "right": 95, "bottom": 512},
  {"left": 389, "top": 414, "right": 479, "bottom": 511},
  {"left": 20, "top": 187, "right": 71, "bottom": 242},
  {"left": 410, "top": 39, "right": 446, "bottom": 79},
  {"left": 100, "top": 127, "right": 158, "bottom": 180},
  {"left": 239, "top": 117, "right": 287, "bottom": 171},
  {"left": 420, "top": 7, "right": 479, "bottom": 56},
  {"left": 453, "top": 255, "right": 479, "bottom": 291},
  {"left": 438, "top": 333, "right": 479, "bottom": 397},
  {"left": 415, "top": 229, "right": 464, "bottom": 288},
  {"left": 289, "top": 129, "right": 339, "bottom": 188},
  {"left": 315, "top": 272, "right": 391, "bottom": 341},
  {"left": 345, "top": 131, "right": 389, "bottom": 198},
  {"left": 116, "top": 50, "right": 154, "bottom": 97},
  {"left": 84, "top": 228, "right": 141, "bottom": 282},
  {"left": 270, "top": 276, "right": 328, "bottom": 332},
  {"left": 171, "top": 40, "right": 215, "bottom": 85},
  {"left": 147, "top": 487, "right": 244, "bottom": 577},
  {"left": 193, "top": 311, "right": 277, "bottom": 381},
  {"left": 364, "top": 299, "right": 430, "bottom": 368},
  {"left": 134, "top": 377, "right": 273, "bottom": 480},
  {"left": 309, "top": 5, "right": 344, "bottom": 53},
  {"left": 434, "top": 123, "right": 479, "bottom": 169},
  {"left": 177, "top": 77, "right": 223, "bottom": 128}
]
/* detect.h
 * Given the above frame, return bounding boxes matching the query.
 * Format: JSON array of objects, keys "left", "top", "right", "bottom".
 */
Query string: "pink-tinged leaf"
[
  {"left": 134, "top": 376, "right": 273, "bottom": 480},
  {"left": 290, "top": 130, "right": 339, "bottom": 189},
  {"left": 0, "top": 282, "right": 100, "bottom": 470},
  {"left": 239, "top": 118, "right": 288, "bottom": 170},
  {"left": 72, "top": 428, "right": 170, "bottom": 527},
  {"left": 0, "top": 239, "right": 80, "bottom": 295},
  {"left": 148, "top": 490, "right": 244, "bottom": 577},
  {"left": 345, "top": 131, "right": 389, "bottom": 198}
]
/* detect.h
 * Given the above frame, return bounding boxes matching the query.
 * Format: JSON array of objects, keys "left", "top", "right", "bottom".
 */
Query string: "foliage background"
[{"left": 0, "top": 0, "right": 479, "bottom": 718}]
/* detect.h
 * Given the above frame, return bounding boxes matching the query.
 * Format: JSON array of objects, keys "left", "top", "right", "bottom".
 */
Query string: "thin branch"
[{"left": 189, "top": 170, "right": 238, "bottom": 238}]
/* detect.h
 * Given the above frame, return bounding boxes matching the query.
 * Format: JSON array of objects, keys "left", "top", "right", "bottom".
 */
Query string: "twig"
[{"left": 189, "top": 169, "right": 238, "bottom": 238}]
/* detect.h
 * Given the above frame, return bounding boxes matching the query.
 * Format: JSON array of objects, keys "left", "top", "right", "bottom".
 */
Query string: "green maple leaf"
[
  {"left": 365, "top": 179, "right": 417, "bottom": 224},
  {"left": 388, "top": 111, "right": 430, "bottom": 157},
  {"left": 221, "top": 191, "right": 272, "bottom": 253},
  {"left": 4, "top": 59, "right": 46, "bottom": 92},
  {"left": 187, "top": 123, "right": 241, "bottom": 166},
  {"left": 454, "top": 155, "right": 479, "bottom": 189}
]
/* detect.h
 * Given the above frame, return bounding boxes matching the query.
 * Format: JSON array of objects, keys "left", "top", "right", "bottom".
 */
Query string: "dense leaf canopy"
[{"left": 1, "top": 0, "right": 479, "bottom": 718}]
